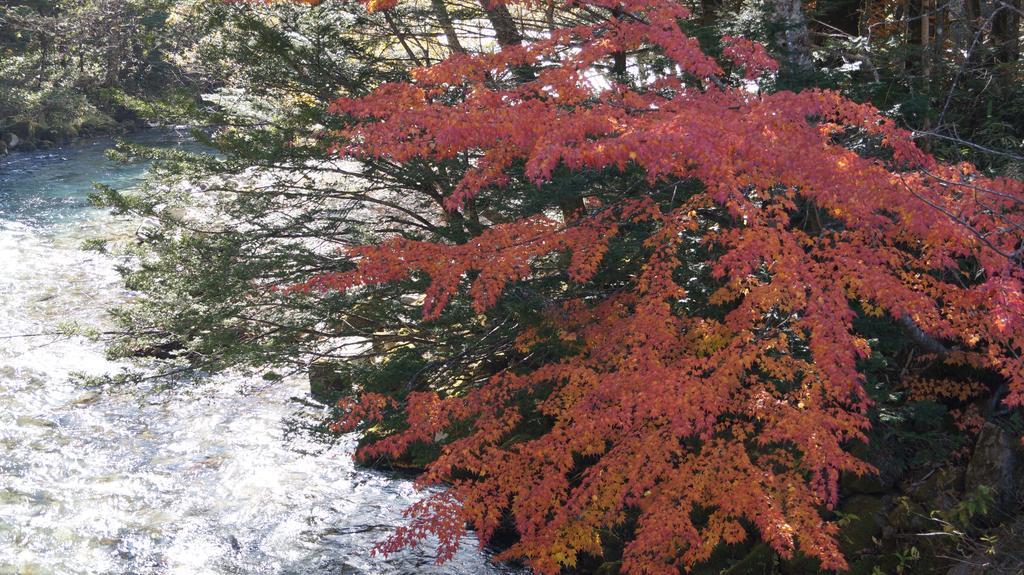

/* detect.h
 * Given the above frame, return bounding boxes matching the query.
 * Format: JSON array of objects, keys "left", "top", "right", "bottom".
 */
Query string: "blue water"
[{"left": 0, "top": 131, "right": 193, "bottom": 227}]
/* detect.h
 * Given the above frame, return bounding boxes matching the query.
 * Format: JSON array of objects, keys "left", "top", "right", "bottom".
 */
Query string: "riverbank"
[{"left": 0, "top": 116, "right": 148, "bottom": 156}]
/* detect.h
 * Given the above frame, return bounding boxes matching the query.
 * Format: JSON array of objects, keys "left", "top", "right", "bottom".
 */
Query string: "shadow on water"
[{"left": 0, "top": 132, "right": 528, "bottom": 575}]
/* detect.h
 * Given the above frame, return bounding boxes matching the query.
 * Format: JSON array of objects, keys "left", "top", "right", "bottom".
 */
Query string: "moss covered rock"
[
  {"left": 837, "top": 495, "right": 886, "bottom": 556},
  {"left": 308, "top": 361, "right": 352, "bottom": 404},
  {"left": 965, "top": 423, "right": 1023, "bottom": 514},
  {"left": 905, "top": 465, "right": 966, "bottom": 513},
  {"left": 8, "top": 120, "right": 40, "bottom": 140},
  {"left": 37, "top": 127, "right": 60, "bottom": 143}
]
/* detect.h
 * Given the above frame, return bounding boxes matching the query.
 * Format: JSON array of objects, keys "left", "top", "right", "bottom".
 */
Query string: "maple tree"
[
  {"left": 277, "top": 0, "right": 1024, "bottom": 572},
  {"left": 161, "top": 0, "right": 1024, "bottom": 572}
]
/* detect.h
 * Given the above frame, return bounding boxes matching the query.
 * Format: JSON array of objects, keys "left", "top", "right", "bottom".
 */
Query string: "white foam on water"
[{"left": 0, "top": 138, "right": 525, "bottom": 575}]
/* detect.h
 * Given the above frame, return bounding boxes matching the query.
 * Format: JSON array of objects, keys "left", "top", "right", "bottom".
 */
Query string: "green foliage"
[
  {"left": 0, "top": 0, "right": 202, "bottom": 144},
  {"left": 938, "top": 485, "right": 997, "bottom": 530}
]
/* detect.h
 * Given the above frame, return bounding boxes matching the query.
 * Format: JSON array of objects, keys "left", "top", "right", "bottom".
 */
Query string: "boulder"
[
  {"left": 59, "top": 126, "right": 78, "bottom": 142},
  {"left": 37, "top": 127, "right": 60, "bottom": 142},
  {"left": 905, "top": 465, "right": 966, "bottom": 514},
  {"left": 886, "top": 496, "right": 929, "bottom": 532},
  {"left": 130, "top": 340, "right": 186, "bottom": 360},
  {"left": 309, "top": 361, "right": 352, "bottom": 403},
  {"left": 965, "top": 423, "right": 1023, "bottom": 513},
  {"left": 135, "top": 216, "right": 163, "bottom": 242},
  {"left": 837, "top": 495, "right": 886, "bottom": 556},
  {"left": 9, "top": 120, "right": 38, "bottom": 140}
]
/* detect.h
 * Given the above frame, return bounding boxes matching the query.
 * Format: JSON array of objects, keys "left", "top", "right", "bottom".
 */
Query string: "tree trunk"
[
  {"left": 765, "top": 0, "right": 813, "bottom": 72},
  {"left": 921, "top": 0, "right": 933, "bottom": 96},
  {"left": 611, "top": 6, "right": 627, "bottom": 79},
  {"left": 478, "top": 0, "right": 523, "bottom": 46},
  {"left": 480, "top": 0, "right": 580, "bottom": 217},
  {"left": 947, "top": 0, "right": 970, "bottom": 67},
  {"left": 430, "top": 0, "right": 466, "bottom": 54},
  {"left": 701, "top": 0, "right": 723, "bottom": 26},
  {"left": 991, "top": 0, "right": 1021, "bottom": 63},
  {"left": 383, "top": 10, "right": 424, "bottom": 66}
]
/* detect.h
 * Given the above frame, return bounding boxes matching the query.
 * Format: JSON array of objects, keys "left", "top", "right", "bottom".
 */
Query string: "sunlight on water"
[{"left": 0, "top": 133, "right": 524, "bottom": 575}]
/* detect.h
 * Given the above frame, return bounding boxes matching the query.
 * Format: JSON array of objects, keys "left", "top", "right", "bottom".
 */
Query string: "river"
[{"left": 0, "top": 132, "right": 524, "bottom": 575}]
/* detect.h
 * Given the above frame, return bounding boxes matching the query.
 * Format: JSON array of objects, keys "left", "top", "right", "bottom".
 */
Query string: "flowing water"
[{"left": 0, "top": 133, "right": 523, "bottom": 575}]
